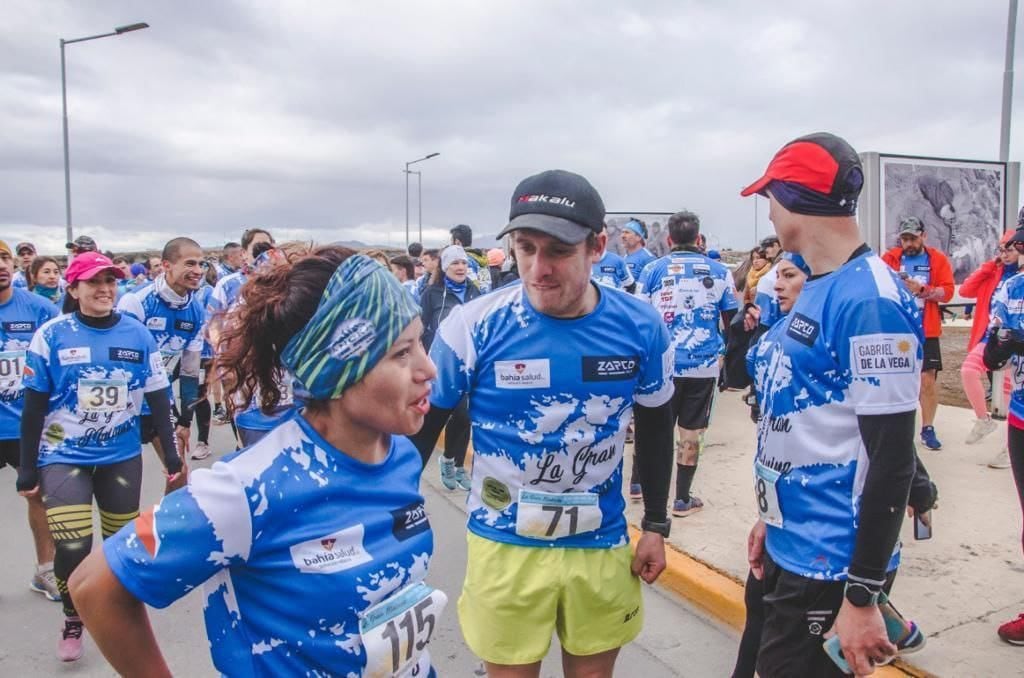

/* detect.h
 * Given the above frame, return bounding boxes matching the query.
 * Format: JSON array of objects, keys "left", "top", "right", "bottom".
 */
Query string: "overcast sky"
[{"left": 1, "top": 1, "right": 1020, "bottom": 254}]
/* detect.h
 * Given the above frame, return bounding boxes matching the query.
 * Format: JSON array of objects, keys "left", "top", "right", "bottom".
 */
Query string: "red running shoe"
[{"left": 998, "top": 613, "right": 1024, "bottom": 646}]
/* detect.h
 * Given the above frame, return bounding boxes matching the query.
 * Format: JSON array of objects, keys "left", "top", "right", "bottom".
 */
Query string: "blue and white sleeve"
[
  {"left": 23, "top": 329, "right": 53, "bottom": 393},
  {"left": 838, "top": 298, "right": 922, "bottom": 415},
  {"left": 103, "top": 462, "right": 252, "bottom": 609},
  {"left": 427, "top": 304, "right": 477, "bottom": 409},
  {"left": 634, "top": 315, "right": 674, "bottom": 408},
  {"left": 116, "top": 293, "right": 145, "bottom": 323}
]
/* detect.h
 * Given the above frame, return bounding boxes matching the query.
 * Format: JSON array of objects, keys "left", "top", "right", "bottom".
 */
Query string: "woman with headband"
[{"left": 67, "top": 246, "right": 444, "bottom": 677}]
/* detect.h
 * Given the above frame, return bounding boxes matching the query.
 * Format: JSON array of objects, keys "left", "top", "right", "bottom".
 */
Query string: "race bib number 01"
[
  {"left": 515, "top": 489, "right": 602, "bottom": 540},
  {"left": 359, "top": 582, "right": 447, "bottom": 678},
  {"left": 754, "top": 461, "right": 783, "bottom": 528},
  {"left": 78, "top": 379, "right": 129, "bottom": 413},
  {"left": 0, "top": 350, "right": 26, "bottom": 390}
]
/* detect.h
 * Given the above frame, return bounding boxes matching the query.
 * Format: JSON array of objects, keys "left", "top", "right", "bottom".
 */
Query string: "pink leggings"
[{"left": 960, "top": 342, "right": 1012, "bottom": 418}]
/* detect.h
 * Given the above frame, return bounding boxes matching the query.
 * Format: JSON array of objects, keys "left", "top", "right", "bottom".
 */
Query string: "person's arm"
[
  {"left": 958, "top": 260, "right": 997, "bottom": 299},
  {"left": 115, "top": 292, "right": 145, "bottom": 322},
  {"left": 983, "top": 326, "right": 1024, "bottom": 370},
  {"left": 633, "top": 402, "right": 673, "bottom": 523},
  {"left": 16, "top": 388, "right": 49, "bottom": 493},
  {"left": 921, "top": 252, "right": 955, "bottom": 303},
  {"left": 144, "top": 391, "right": 183, "bottom": 477},
  {"left": 69, "top": 553, "right": 171, "bottom": 677}
]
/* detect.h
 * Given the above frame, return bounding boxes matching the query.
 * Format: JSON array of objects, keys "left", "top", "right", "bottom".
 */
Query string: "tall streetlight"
[
  {"left": 61, "top": 22, "right": 149, "bottom": 244},
  {"left": 407, "top": 170, "right": 424, "bottom": 243},
  {"left": 404, "top": 152, "right": 439, "bottom": 247}
]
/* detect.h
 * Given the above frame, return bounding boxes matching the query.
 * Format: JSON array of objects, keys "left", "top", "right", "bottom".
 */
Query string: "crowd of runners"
[{"left": 0, "top": 131, "right": 1022, "bottom": 677}]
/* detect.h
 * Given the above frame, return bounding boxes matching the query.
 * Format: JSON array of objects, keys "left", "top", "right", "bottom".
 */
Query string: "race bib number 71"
[{"left": 515, "top": 489, "right": 602, "bottom": 540}]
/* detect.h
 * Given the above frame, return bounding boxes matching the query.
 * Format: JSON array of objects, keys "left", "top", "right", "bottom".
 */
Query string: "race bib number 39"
[
  {"left": 78, "top": 379, "right": 129, "bottom": 413},
  {"left": 359, "top": 582, "right": 447, "bottom": 678},
  {"left": 754, "top": 461, "right": 783, "bottom": 528},
  {"left": 515, "top": 489, "right": 602, "bottom": 540},
  {"left": 0, "top": 350, "right": 26, "bottom": 391}
]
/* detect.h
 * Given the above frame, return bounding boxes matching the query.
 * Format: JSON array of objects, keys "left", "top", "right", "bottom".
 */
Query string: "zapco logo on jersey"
[
  {"left": 109, "top": 347, "right": 143, "bottom": 363},
  {"left": 494, "top": 359, "right": 550, "bottom": 389},
  {"left": 2, "top": 321, "right": 36, "bottom": 333},
  {"left": 289, "top": 524, "right": 372, "bottom": 574},
  {"left": 391, "top": 501, "right": 430, "bottom": 542},
  {"left": 174, "top": 319, "right": 196, "bottom": 332},
  {"left": 582, "top": 355, "right": 641, "bottom": 381},
  {"left": 786, "top": 313, "right": 820, "bottom": 347}
]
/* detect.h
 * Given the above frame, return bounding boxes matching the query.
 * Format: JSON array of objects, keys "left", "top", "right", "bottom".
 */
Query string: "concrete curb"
[{"left": 625, "top": 525, "right": 936, "bottom": 678}]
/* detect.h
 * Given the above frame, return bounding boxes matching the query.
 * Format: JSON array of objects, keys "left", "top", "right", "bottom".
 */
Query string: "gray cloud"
[{"left": 0, "top": 1, "right": 1019, "bottom": 254}]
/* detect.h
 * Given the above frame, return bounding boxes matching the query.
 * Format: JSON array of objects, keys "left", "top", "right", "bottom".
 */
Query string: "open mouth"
[{"left": 410, "top": 393, "right": 431, "bottom": 415}]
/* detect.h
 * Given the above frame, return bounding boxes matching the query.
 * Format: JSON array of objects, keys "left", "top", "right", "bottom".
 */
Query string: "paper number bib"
[
  {"left": 754, "top": 461, "right": 783, "bottom": 528},
  {"left": 515, "top": 489, "right": 602, "bottom": 540},
  {"left": 0, "top": 350, "right": 26, "bottom": 391},
  {"left": 359, "top": 582, "right": 447, "bottom": 678},
  {"left": 78, "top": 379, "right": 129, "bottom": 413}
]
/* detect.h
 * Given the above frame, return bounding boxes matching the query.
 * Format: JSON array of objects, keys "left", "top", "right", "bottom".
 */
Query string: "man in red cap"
[{"left": 740, "top": 133, "right": 926, "bottom": 677}]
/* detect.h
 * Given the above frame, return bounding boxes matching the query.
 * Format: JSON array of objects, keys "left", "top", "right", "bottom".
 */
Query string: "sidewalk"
[{"left": 623, "top": 390, "right": 1024, "bottom": 677}]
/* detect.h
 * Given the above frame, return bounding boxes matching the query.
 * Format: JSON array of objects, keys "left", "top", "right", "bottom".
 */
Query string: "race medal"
[
  {"left": 359, "top": 582, "right": 447, "bottom": 678},
  {"left": 754, "top": 461, "right": 783, "bottom": 528},
  {"left": 515, "top": 489, "right": 602, "bottom": 540},
  {"left": 0, "top": 350, "right": 26, "bottom": 391},
  {"left": 77, "top": 378, "right": 129, "bottom": 413}
]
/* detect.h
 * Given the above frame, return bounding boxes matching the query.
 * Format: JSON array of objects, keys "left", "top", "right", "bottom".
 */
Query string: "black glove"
[
  {"left": 909, "top": 480, "right": 938, "bottom": 515},
  {"left": 15, "top": 466, "right": 39, "bottom": 493}
]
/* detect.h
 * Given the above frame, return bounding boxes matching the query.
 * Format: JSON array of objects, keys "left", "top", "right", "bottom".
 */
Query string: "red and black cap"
[{"left": 741, "top": 133, "right": 863, "bottom": 213}]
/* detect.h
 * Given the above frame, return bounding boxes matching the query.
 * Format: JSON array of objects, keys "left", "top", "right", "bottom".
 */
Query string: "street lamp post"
[
  {"left": 404, "top": 152, "right": 439, "bottom": 247},
  {"left": 406, "top": 170, "right": 424, "bottom": 243},
  {"left": 60, "top": 22, "right": 149, "bottom": 244}
]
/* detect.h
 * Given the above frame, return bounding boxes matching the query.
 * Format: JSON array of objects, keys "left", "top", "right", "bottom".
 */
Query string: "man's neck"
[
  {"left": 0, "top": 286, "right": 13, "bottom": 304},
  {"left": 798, "top": 217, "right": 864, "bottom": 276},
  {"left": 625, "top": 242, "right": 642, "bottom": 255}
]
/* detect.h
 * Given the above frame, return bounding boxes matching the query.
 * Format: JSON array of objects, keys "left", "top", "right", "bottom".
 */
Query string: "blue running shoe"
[
  {"left": 629, "top": 483, "right": 643, "bottom": 501},
  {"left": 672, "top": 496, "right": 704, "bottom": 517},
  {"left": 920, "top": 426, "right": 942, "bottom": 451},
  {"left": 439, "top": 457, "right": 457, "bottom": 490}
]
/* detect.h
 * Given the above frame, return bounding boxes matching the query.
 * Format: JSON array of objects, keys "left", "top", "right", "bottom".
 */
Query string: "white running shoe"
[
  {"left": 965, "top": 417, "right": 998, "bottom": 445},
  {"left": 988, "top": 447, "right": 1011, "bottom": 469},
  {"left": 191, "top": 443, "right": 212, "bottom": 460}
]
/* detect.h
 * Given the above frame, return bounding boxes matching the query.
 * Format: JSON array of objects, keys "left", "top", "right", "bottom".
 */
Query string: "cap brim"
[
  {"left": 497, "top": 214, "right": 592, "bottom": 244},
  {"left": 76, "top": 265, "right": 126, "bottom": 282},
  {"left": 1007, "top": 230, "right": 1024, "bottom": 245},
  {"left": 740, "top": 174, "right": 772, "bottom": 197},
  {"left": 897, "top": 229, "right": 924, "bottom": 237}
]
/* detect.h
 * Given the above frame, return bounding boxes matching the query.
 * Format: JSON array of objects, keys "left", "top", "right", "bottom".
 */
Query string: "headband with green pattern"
[{"left": 282, "top": 254, "right": 419, "bottom": 400}]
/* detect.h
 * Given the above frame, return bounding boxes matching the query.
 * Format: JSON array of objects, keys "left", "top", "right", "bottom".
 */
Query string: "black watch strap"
[
  {"left": 641, "top": 517, "right": 671, "bottom": 538},
  {"left": 844, "top": 581, "right": 881, "bottom": 608}
]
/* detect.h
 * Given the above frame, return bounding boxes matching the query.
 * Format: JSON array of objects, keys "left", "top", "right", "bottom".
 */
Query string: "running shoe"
[
  {"left": 212, "top": 405, "right": 229, "bottom": 425},
  {"left": 998, "top": 613, "right": 1024, "bottom": 646},
  {"left": 965, "top": 417, "right": 998, "bottom": 445},
  {"left": 920, "top": 426, "right": 942, "bottom": 451},
  {"left": 989, "top": 447, "right": 1012, "bottom": 469},
  {"left": 439, "top": 457, "right": 457, "bottom": 491},
  {"left": 191, "top": 442, "right": 212, "bottom": 460},
  {"left": 30, "top": 564, "right": 61, "bottom": 602},
  {"left": 625, "top": 425, "right": 634, "bottom": 444},
  {"left": 454, "top": 467, "right": 472, "bottom": 491},
  {"left": 897, "top": 621, "right": 927, "bottom": 654},
  {"left": 629, "top": 483, "right": 643, "bottom": 502},
  {"left": 672, "top": 496, "right": 704, "bottom": 517},
  {"left": 57, "top": 616, "right": 84, "bottom": 662}
]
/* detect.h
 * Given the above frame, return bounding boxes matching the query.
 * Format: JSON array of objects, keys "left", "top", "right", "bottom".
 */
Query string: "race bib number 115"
[{"left": 359, "top": 582, "right": 447, "bottom": 677}]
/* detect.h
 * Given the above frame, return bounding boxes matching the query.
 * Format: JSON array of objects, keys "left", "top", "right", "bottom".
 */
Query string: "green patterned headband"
[{"left": 282, "top": 254, "right": 420, "bottom": 400}]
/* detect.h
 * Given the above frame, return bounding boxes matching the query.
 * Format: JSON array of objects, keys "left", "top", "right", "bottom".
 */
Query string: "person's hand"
[
  {"left": 747, "top": 520, "right": 767, "bottom": 580},
  {"left": 906, "top": 506, "right": 934, "bottom": 525},
  {"left": 16, "top": 466, "right": 40, "bottom": 495},
  {"left": 827, "top": 600, "right": 897, "bottom": 676},
  {"left": 631, "top": 531, "right": 667, "bottom": 584},
  {"left": 744, "top": 306, "right": 761, "bottom": 332},
  {"left": 175, "top": 425, "right": 191, "bottom": 456},
  {"left": 164, "top": 464, "right": 189, "bottom": 494},
  {"left": 904, "top": 277, "right": 924, "bottom": 295}
]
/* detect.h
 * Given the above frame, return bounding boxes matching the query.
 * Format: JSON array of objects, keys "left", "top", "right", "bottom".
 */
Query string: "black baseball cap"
[
  {"left": 497, "top": 169, "right": 606, "bottom": 244},
  {"left": 66, "top": 235, "right": 97, "bottom": 252},
  {"left": 15, "top": 242, "right": 35, "bottom": 254}
]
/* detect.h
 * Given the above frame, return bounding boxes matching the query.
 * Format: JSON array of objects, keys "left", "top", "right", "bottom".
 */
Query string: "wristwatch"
[
  {"left": 844, "top": 581, "right": 881, "bottom": 608},
  {"left": 641, "top": 517, "right": 672, "bottom": 538}
]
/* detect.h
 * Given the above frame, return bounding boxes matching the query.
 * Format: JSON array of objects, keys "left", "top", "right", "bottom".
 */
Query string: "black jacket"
[{"left": 420, "top": 279, "right": 482, "bottom": 351}]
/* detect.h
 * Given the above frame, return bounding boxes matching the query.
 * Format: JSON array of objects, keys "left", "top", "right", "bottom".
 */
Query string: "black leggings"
[
  {"left": 195, "top": 383, "right": 211, "bottom": 445},
  {"left": 732, "top": 570, "right": 764, "bottom": 678},
  {"left": 1008, "top": 425, "right": 1024, "bottom": 555},
  {"left": 39, "top": 456, "right": 143, "bottom": 617},
  {"left": 443, "top": 396, "right": 470, "bottom": 467}
]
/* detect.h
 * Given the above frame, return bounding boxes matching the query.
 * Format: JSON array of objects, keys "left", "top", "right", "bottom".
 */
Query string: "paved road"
[{"left": 0, "top": 422, "right": 737, "bottom": 676}]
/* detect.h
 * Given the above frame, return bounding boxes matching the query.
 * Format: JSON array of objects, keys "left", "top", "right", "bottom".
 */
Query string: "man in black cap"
[
  {"left": 65, "top": 236, "right": 97, "bottom": 264},
  {"left": 412, "top": 169, "right": 676, "bottom": 677},
  {"left": 741, "top": 133, "right": 926, "bottom": 676}
]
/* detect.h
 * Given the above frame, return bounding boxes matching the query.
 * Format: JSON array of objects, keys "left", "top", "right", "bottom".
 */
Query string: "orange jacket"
[{"left": 881, "top": 246, "right": 954, "bottom": 338}]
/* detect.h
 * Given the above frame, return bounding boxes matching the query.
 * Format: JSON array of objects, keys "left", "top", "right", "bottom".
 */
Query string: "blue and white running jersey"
[
  {"left": 467, "top": 257, "right": 491, "bottom": 295},
  {"left": 989, "top": 273, "right": 1024, "bottom": 429},
  {"left": 117, "top": 282, "right": 205, "bottom": 375},
  {"left": 636, "top": 252, "right": 738, "bottom": 378},
  {"left": 755, "top": 265, "right": 781, "bottom": 328},
  {"left": 899, "top": 251, "right": 930, "bottom": 309},
  {"left": 429, "top": 283, "right": 674, "bottom": 549},
  {"left": 747, "top": 249, "right": 922, "bottom": 581},
  {"left": 624, "top": 247, "right": 656, "bottom": 282},
  {"left": 591, "top": 251, "right": 635, "bottom": 290},
  {"left": 24, "top": 314, "right": 169, "bottom": 467},
  {"left": 12, "top": 271, "right": 26, "bottom": 289},
  {"left": 215, "top": 261, "right": 235, "bottom": 279},
  {"left": 104, "top": 418, "right": 439, "bottom": 678},
  {"left": 209, "top": 271, "right": 247, "bottom": 315},
  {"left": 0, "top": 289, "right": 58, "bottom": 440},
  {"left": 195, "top": 284, "right": 215, "bottom": 360}
]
